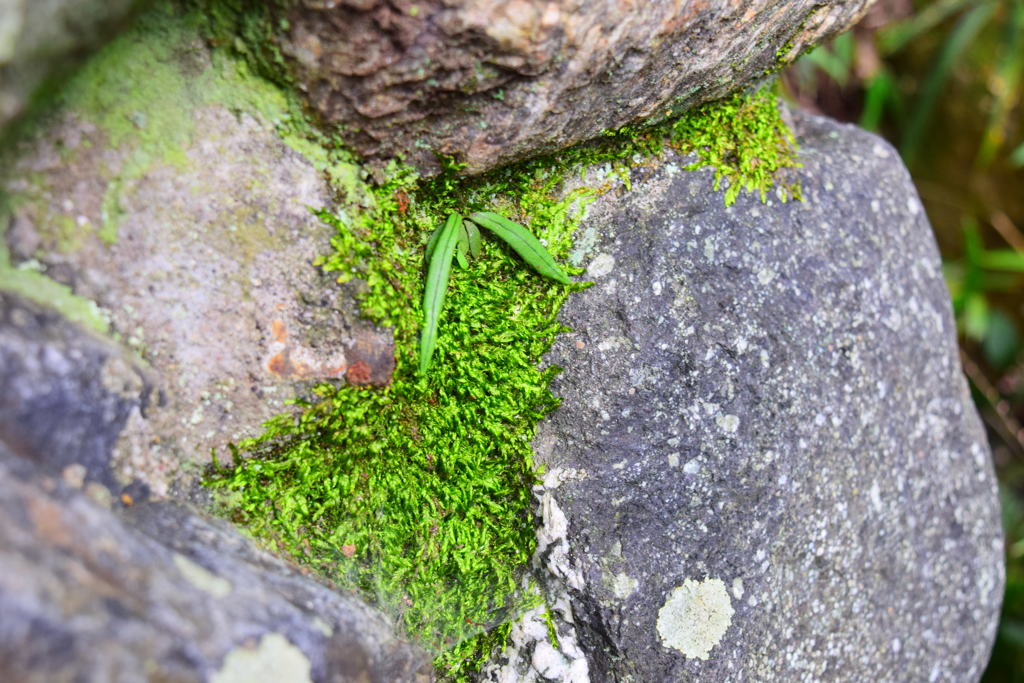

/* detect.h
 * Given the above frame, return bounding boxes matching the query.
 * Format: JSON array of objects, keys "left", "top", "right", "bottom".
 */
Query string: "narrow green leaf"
[
  {"left": 425, "top": 224, "right": 443, "bottom": 261},
  {"left": 465, "top": 220, "right": 481, "bottom": 258},
  {"left": 467, "top": 212, "right": 571, "bottom": 284},
  {"left": 901, "top": 2, "right": 995, "bottom": 166},
  {"left": 419, "top": 214, "right": 462, "bottom": 374},
  {"left": 456, "top": 225, "right": 470, "bottom": 269},
  {"left": 981, "top": 249, "right": 1024, "bottom": 273}
]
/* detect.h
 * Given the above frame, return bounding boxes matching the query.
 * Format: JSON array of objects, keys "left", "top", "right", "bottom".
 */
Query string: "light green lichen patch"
[
  {"left": 172, "top": 553, "right": 233, "bottom": 598},
  {"left": 210, "top": 633, "right": 312, "bottom": 683},
  {"left": 611, "top": 572, "right": 639, "bottom": 600},
  {"left": 0, "top": 242, "right": 109, "bottom": 332},
  {"left": 9, "top": 0, "right": 362, "bottom": 245},
  {"left": 656, "top": 577, "right": 735, "bottom": 660}
]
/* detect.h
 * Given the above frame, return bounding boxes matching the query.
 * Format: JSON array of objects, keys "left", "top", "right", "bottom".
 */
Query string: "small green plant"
[{"left": 419, "top": 211, "right": 571, "bottom": 374}]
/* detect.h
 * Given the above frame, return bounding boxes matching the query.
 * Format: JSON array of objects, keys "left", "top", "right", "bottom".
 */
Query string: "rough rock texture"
[
  {"left": 0, "top": 0, "right": 147, "bottom": 132},
  {"left": 0, "top": 291, "right": 154, "bottom": 494},
  {"left": 279, "top": 0, "right": 875, "bottom": 174},
  {"left": 0, "top": 441, "right": 431, "bottom": 683},
  {"left": 1, "top": 23, "right": 393, "bottom": 497},
  {"left": 490, "top": 111, "right": 1004, "bottom": 681}
]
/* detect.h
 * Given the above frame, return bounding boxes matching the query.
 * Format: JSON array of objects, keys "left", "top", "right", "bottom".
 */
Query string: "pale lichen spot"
[
  {"left": 311, "top": 617, "right": 333, "bottom": 637},
  {"left": 173, "top": 553, "right": 232, "bottom": 598},
  {"left": 211, "top": 633, "right": 312, "bottom": 683},
  {"left": 587, "top": 253, "right": 615, "bottom": 278},
  {"left": 656, "top": 577, "right": 734, "bottom": 660},
  {"left": 716, "top": 414, "right": 739, "bottom": 434},
  {"left": 612, "top": 571, "right": 638, "bottom": 599}
]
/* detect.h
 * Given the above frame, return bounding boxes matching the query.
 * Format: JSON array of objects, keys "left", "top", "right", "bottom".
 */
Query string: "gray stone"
[
  {"left": 0, "top": 441, "right": 431, "bottom": 683},
  {"left": 1, "top": 18, "right": 392, "bottom": 498},
  {"left": 0, "top": 0, "right": 148, "bottom": 133},
  {"left": 0, "top": 291, "right": 153, "bottom": 492},
  {"left": 489, "top": 111, "right": 1003, "bottom": 680},
  {"left": 276, "top": 0, "right": 875, "bottom": 175}
]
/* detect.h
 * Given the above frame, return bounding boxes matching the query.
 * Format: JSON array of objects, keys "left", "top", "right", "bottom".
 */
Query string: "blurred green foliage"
[{"left": 783, "top": 0, "right": 1023, "bottom": 678}]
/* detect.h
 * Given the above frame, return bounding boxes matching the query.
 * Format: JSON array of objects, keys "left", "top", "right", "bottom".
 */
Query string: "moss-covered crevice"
[{"left": 205, "top": 80, "right": 800, "bottom": 681}]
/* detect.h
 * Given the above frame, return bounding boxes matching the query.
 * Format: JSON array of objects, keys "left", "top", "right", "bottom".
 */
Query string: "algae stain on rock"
[
  {"left": 656, "top": 577, "right": 734, "bottom": 660},
  {"left": 211, "top": 633, "right": 312, "bottom": 683}
]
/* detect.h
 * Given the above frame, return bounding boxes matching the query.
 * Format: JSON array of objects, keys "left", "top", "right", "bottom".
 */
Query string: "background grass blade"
[
  {"left": 467, "top": 212, "right": 571, "bottom": 284},
  {"left": 977, "top": 0, "right": 1024, "bottom": 166},
  {"left": 901, "top": 1, "right": 996, "bottom": 166}
]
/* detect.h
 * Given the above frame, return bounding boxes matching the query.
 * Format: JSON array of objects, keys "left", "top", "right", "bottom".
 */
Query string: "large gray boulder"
[
  {"left": 0, "top": 439, "right": 430, "bottom": 683},
  {"left": 276, "top": 0, "right": 875, "bottom": 174},
  {"left": 485, "top": 110, "right": 1004, "bottom": 681},
  {"left": 0, "top": 293, "right": 428, "bottom": 683}
]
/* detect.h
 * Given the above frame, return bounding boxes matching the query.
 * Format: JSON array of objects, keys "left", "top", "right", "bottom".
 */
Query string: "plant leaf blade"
[
  {"left": 425, "top": 224, "right": 443, "bottom": 261},
  {"left": 465, "top": 220, "right": 482, "bottom": 258},
  {"left": 456, "top": 225, "right": 470, "bottom": 269},
  {"left": 420, "top": 213, "right": 462, "bottom": 374},
  {"left": 467, "top": 211, "right": 571, "bottom": 284}
]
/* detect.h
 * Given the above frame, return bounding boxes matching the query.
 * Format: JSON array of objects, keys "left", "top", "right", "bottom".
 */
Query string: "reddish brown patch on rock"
[
  {"left": 346, "top": 361, "right": 372, "bottom": 385},
  {"left": 344, "top": 329, "right": 396, "bottom": 386},
  {"left": 325, "top": 363, "right": 348, "bottom": 378},
  {"left": 271, "top": 319, "right": 288, "bottom": 343},
  {"left": 267, "top": 352, "right": 290, "bottom": 376},
  {"left": 27, "top": 496, "right": 73, "bottom": 548},
  {"left": 262, "top": 318, "right": 394, "bottom": 385}
]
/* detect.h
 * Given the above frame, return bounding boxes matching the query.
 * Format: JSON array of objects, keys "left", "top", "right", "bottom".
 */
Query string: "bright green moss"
[{"left": 669, "top": 89, "right": 802, "bottom": 205}]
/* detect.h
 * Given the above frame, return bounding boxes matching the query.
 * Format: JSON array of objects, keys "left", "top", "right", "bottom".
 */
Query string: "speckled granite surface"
[{"left": 486, "top": 110, "right": 1003, "bottom": 682}]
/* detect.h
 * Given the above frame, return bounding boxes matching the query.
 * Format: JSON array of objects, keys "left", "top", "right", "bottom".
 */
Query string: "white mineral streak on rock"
[
  {"left": 480, "top": 467, "right": 591, "bottom": 682},
  {"left": 481, "top": 598, "right": 590, "bottom": 683},
  {"left": 537, "top": 488, "right": 584, "bottom": 593}
]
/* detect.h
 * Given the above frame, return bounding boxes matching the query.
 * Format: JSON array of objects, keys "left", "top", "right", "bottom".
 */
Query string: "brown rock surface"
[{"left": 279, "top": 0, "right": 875, "bottom": 174}]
